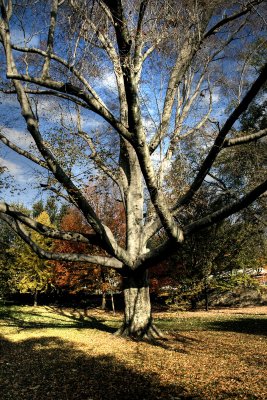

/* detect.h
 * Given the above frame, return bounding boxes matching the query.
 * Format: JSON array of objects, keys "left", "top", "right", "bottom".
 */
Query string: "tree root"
[{"left": 114, "top": 321, "right": 166, "bottom": 341}]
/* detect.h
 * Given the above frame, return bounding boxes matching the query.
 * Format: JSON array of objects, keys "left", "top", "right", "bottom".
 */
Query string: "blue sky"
[
  {"left": 1, "top": 2, "right": 261, "bottom": 210},
  {"left": 0, "top": 70, "right": 120, "bottom": 208}
]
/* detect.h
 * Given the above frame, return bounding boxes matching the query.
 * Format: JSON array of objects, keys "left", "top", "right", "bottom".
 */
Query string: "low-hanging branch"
[
  {"left": 141, "top": 178, "right": 267, "bottom": 268},
  {"left": 0, "top": 213, "right": 123, "bottom": 269},
  {"left": 0, "top": 202, "right": 102, "bottom": 245}
]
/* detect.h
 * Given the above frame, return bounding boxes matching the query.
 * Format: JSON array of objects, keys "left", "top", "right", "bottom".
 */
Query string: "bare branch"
[
  {"left": 133, "top": 0, "right": 149, "bottom": 71},
  {"left": 2, "top": 88, "right": 92, "bottom": 109},
  {"left": 41, "top": 0, "right": 59, "bottom": 79},
  {"left": 203, "top": 0, "right": 264, "bottom": 39},
  {"left": 173, "top": 62, "right": 267, "bottom": 211},
  {"left": 0, "top": 0, "right": 12, "bottom": 22},
  {"left": 0, "top": 213, "right": 123, "bottom": 269},
  {"left": 223, "top": 128, "right": 267, "bottom": 147},
  {"left": 75, "top": 107, "right": 123, "bottom": 190},
  {"left": 148, "top": 37, "right": 200, "bottom": 154},
  {"left": 0, "top": 132, "right": 49, "bottom": 170},
  {"left": 0, "top": 202, "right": 100, "bottom": 245},
  {"left": 185, "top": 179, "right": 267, "bottom": 234}
]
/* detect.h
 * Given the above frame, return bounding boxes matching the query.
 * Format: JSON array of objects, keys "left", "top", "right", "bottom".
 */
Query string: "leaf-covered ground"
[{"left": 0, "top": 305, "right": 266, "bottom": 399}]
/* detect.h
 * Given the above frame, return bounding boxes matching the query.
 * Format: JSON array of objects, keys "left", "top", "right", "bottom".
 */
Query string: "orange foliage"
[
  {"left": 149, "top": 258, "right": 183, "bottom": 293},
  {"left": 52, "top": 183, "right": 125, "bottom": 293}
]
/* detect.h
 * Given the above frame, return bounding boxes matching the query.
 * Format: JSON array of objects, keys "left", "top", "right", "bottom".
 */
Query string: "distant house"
[{"left": 254, "top": 267, "right": 267, "bottom": 286}]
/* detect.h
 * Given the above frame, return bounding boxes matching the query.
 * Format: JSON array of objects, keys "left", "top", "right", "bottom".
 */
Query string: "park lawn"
[{"left": 0, "top": 305, "right": 266, "bottom": 400}]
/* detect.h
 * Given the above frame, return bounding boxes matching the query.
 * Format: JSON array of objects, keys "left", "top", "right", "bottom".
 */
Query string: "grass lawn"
[{"left": 0, "top": 305, "right": 266, "bottom": 400}]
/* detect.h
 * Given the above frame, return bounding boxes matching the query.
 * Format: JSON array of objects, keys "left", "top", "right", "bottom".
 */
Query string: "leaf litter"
[{"left": 0, "top": 305, "right": 266, "bottom": 399}]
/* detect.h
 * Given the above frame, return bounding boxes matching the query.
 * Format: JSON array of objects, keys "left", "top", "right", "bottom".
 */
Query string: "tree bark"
[
  {"left": 101, "top": 292, "right": 106, "bottom": 310},
  {"left": 116, "top": 269, "right": 163, "bottom": 339},
  {"left": 33, "top": 289, "right": 38, "bottom": 307},
  {"left": 204, "top": 287, "right": 209, "bottom": 311},
  {"left": 110, "top": 292, "right": 115, "bottom": 315}
]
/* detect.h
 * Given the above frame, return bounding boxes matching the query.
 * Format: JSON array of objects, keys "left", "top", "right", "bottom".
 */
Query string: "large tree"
[{"left": 0, "top": 0, "right": 266, "bottom": 338}]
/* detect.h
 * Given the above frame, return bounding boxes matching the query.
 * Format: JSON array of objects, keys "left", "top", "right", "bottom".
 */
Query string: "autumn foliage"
[{"left": 52, "top": 183, "right": 126, "bottom": 295}]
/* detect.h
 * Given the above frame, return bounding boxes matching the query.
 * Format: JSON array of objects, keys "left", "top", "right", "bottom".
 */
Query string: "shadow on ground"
[
  {"left": 206, "top": 317, "right": 267, "bottom": 336},
  {"left": 0, "top": 307, "right": 117, "bottom": 333},
  {"left": 0, "top": 334, "right": 195, "bottom": 400}
]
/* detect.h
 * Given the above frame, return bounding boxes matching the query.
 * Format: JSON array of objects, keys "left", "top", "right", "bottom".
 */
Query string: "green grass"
[
  {"left": 1, "top": 305, "right": 266, "bottom": 335},
  {"left": 0, "top": 305, "right": 119, "bottom": 332},
  {"left": 156, "top": 313, "right": 267, "bottom": 335}
]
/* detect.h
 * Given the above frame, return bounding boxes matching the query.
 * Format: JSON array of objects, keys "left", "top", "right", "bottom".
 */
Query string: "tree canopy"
[{"left": 0, "top": 0, "right": 266, "bottom": 337}]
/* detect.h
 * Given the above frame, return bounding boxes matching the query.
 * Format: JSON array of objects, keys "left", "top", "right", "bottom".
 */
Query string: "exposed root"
[{"left": 114, "top": 321, "right": 166, "bottom": 341}]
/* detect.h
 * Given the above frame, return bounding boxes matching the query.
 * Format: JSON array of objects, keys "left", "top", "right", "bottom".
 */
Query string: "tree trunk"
[
  {"left": 101, "top": 292, "right": 106, "bottom": 310},
  {"left": 110, "top": 292, "right": 115, "bottom": 315},
  {"left": 204, "top": 285, "right": 209, "bottom": 311},
  {"left": 191, "top": 297, "right": 197, "bottom": 310},
  {"left": 116, "top": 269, "right": 163, "bottom": 340},
  {"left": 33, "top": 289, "right": 38, "bottom": 307}
]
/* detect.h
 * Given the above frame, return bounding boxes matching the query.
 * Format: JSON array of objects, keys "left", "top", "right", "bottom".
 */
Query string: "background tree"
[
  {"left": 32, "top": 200, "right": 45, "bottom": 219},
  {"left": 0, "top": 219, "right": 15, "bottom": 298},
  {"left": 32, "top": 197, "right": 61, "bottom": 225},
  {"left": 0, "top": 203, "right": 30, "bottom": 299},
  {"left": 7, "top": 211, "right": 53, "bottom": 306},
  {"left": 52, "top": 206, "right": 99, "bottom": 294},
  {"left": 53, "top": 181, "right": 124, "bottom": 309},
  {"left": 175, "top": 219, "right": 266, "bottom": 310},
  {"left": 0, "top": 0, "right": 266, "bottom": 338}
]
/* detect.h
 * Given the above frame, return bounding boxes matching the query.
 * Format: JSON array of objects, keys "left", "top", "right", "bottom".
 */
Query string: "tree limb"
[
  {"left": 41, "top": 0, "right": 59, "bottom": 79},
  {"left": 223, "top": 128, "right": 267, "bottom": 147},
  {"left": 0, "top": 202, "right": 102, "bottom": 245},
  {"left": 2, "top": 88, "right": 92, "bottom": 109},
  {"left": 0, "top": 213, "right": 123, "bottom": 269},
  {"left": 0, "top": 132, "right": 49, "bottom": 170},
  {"left": 203, "top": 0, "right": 264, "bottom": 39},
  {"left": 184, "top": 179, "right": 267, "bottom": 234},
  {"left": 173, "top": 62, "right": 267, "bottom": 211}
]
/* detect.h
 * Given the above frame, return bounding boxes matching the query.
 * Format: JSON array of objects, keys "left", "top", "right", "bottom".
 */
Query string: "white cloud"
[
  {"left": 212, "top": 91, "right": 220, "bottom": 104},
  {"left": 143, "top": 117, "right": 155, "bottom": 131},
  {"left": 11, "top": 28, "right": 40, "bottom": 47},
  {"left": 151, "top": 149, "right": 163, "bottom": 166},
  {"left": 3, "top": 128, "right": 35, "bottom": 149},
  {"left": 143, "top": 117, "right": 157, "bottom": 139},
  {"left": 82, "top": 117, "right": 105, "bottom": 131},
  {"left": 0, "top": 156, "right": 34, "bottom": 183},
  {"left": 96, "top": 71, "right": 117, "bottom": 93},
  {"left": 202, "top": 87, "right": 220, "bottom": 106}
]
